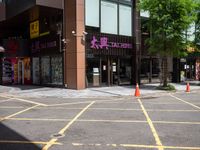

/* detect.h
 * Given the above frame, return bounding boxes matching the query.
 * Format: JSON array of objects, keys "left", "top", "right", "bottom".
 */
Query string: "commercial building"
[
  {"left": 2, "top": 0, "right": 196, "bottom": 89},
  {"left": 0, "top": 0, "right": 140, "bottom": 89},
  {"left": 0, "top": 0, "right": 64, "bottom": 86}
]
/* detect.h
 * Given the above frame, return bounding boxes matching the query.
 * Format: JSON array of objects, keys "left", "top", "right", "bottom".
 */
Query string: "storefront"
[
  {"left": 140, "top": 57, "right": 161, "bottom": 83},
  {"left": 1, "top": 38, "right": 31, "bottom": 85},
  {"left": 31, "top": 34, "right": 63, "bottom": 86},
  {"left": 196, "top": 58, "right": 200, "bottom": 80},
  {"left": 179, "top": 57, "right": 196, "bottom": 81},
  {"left": 86, "top": 33, "right": 133, "bottom": 87}
]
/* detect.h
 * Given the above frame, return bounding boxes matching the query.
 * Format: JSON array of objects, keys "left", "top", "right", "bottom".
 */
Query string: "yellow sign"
[{"left": 30, "top": 20, "right": 39, "bottom": 39}]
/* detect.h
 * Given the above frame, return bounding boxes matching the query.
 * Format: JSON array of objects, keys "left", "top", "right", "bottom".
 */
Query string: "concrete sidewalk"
[{"left": 0, "top": 82, "right": 199, "bottom": 98}]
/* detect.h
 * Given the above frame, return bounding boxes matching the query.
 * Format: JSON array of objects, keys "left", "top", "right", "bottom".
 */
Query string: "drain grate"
[{"left": 51, "top": 133, "right": 65, "bottom": 139}]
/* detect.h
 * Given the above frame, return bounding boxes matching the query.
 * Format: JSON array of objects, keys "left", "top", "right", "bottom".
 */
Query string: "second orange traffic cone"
[
  {"left": 135, "top": 83, "right": 140, "bottom": 97},
  {"left": 186, "top": 82, "right": 190, "bottom": 92}
]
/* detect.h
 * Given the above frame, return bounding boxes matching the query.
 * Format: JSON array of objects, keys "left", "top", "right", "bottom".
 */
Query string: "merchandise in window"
[
  {"left": 51, "top": 56, "right": 63, "bottom": 85},
  {"left": 41, "top": 57, "right": 51, "bottom": 84},
  {"left": 32, "top": 57, "right": 40, "bottom": 84}
]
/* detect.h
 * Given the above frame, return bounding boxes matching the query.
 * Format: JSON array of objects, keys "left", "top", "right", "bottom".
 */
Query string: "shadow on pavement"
[
  {"left": 5, "top": 85, "right": 45, "bottom": 91},
  {"left": 0, "top": 123, "right": 41, "bottom": 150}
]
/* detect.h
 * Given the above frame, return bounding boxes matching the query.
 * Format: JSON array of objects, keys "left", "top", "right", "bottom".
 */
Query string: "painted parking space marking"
[
  {"left": 36, "top": 107, "right": 200, "bottom": 112},
  {"left": 47, "top": 101, "right": 95, "bottom": 107},
  {"left": 0, "top": 92, "right": 199, "bottom": 150},
  {"left": 147, "top": 109, "right": 199, "bottom": 112},
  {"left": 42, "top": 101, "right": 95, "bottom": 150},
  {"left": 75, "top": 119, "right": 146, "bottom": 123},
  {"left": 137, "top": 98, "right": 163, "bottom": 150},
  {"left": 0, "top": 117, "right": 69, "bottom": 122},
  {"left": 37, "top": 107, "right": 142, "bottom": 111},
  {"left": 0, "top": 94, "right": 47, "bottom": 106},
  {"left": 169, "top": 94, "right": 200, "bottom": 110},
  {"left": 1, "top": 117, "right": 200, "bottom": 125},
  {"left": 0, "top": 140, "right": 62, "bottom": 145},
  {"left": 72, "top": 143, "right": 200, "bottom": 149},
  {"left": 0, "top": 105, "right": 39, "bottom": 122},
  {"left": 47, "top": 98, "right": 130, "bottom": 107},
  {"left": 154, "top": 121, "right": 200, "bottom": 125},
  {"left": 0, "top": 95, "right": 44, "bottom": 106}
]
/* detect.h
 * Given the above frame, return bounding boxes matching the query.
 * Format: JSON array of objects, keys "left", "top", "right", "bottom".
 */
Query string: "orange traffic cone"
[
  {"left": 186, "top": 82, "right": 190, "bottom": 92},
  {"left": 135, "top": 83, "right": 140, "bottom": 97}
]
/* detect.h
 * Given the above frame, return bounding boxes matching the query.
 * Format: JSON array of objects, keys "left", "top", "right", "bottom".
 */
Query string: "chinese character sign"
[
  {"left": 90, "top": 36, "right": 132, "bottom": 50},
  {"left": 30, "top": 20, "right": 39, "bottom": 39}
]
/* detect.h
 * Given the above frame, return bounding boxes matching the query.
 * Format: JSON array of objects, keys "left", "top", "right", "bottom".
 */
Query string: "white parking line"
[{"left": 169, "top": 94, "right": 200, "bottom": 110}]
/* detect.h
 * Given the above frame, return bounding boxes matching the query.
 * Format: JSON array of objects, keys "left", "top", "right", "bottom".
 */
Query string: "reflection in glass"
[
  {"left": 41, "top": 56, "right": 50, "bottom": 84},
  {"left": 51, "top": 56, "right": 63, "bottom": 85},
  {"left": 32, "top": 57, "right": 40, "bottom": 84}
]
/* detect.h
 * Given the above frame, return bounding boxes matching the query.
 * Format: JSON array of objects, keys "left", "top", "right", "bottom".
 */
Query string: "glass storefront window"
[
  {"left": 34, "top": 56, "right": 63, "bottom": 85},
  {"left": 119, "top": 58, "right": 131, "bottom": 85},
  {"left": 140, "top": 58, "right": 150, "bottom": 78},
  {"left": 85, "top": 0, "right": 99, "bottom": 27},
  {"left": 119, "top": 5, "right": 132, "bottom": 36},
  {"left": 51, "top": 56, "right": 63, "bottom": 85},
  {"left": 152, "top": 58, "right": 160, "bottom": 77},
  {"left": 101, "top": 1, "right": 118, "bottom": 34},
  {"left": 41, "top": 56, "right": 50, "bottom": 84},
  {"left": 32, "top": 57, "right": 40, "bottom": 84},
  {"left": 86, "top": 58, "right": 100, "bottom": 87}
]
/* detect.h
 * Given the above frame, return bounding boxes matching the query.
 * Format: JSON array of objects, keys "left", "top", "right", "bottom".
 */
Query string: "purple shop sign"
[
  {"left": 31, "top": 40, "right": 57, "bottom": 53},
  {"left": 90, "top": 36, "right": 132, "bottom": 50}
]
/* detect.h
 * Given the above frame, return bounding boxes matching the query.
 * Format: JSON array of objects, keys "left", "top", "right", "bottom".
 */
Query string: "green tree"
[
  {"left": 140, "top": 0, "right": 198, "bottom": 87},
  {"left": 195, "top": 3, "right": 200, "bottom": 48}
]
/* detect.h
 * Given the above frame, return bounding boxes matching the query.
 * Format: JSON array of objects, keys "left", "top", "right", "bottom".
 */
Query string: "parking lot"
[{"left": 0, "top": 91, "right": 200, "bottom": 150}]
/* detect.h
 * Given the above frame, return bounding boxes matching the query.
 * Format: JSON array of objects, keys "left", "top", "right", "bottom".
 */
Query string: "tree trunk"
[{"left": 162, "top": 56, "right": 168, "bottom": 87}]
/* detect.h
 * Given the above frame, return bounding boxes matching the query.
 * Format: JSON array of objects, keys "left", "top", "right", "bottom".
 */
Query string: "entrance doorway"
[
  {"left": 100, "top": 57, "right": 118, "bottom": 86},
  {"left": 86, "top": 57, "right": 132, "bottom": 87},
  {"left": 101, "top": 58, "right": 108, "bottom": 85},
  {"left": 110, "top": 58, "right": 118, "bottom": 85},
  {"left": 18, "top": 60, "right": 24, "bottom": 84}
]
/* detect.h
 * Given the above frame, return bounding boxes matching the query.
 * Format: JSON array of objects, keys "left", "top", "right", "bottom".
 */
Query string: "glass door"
[
  {"left": 18, "top": 60, "right": 24, "bottom": 84},
  {"left": 32, "top": 57, "right": 40, "bottom": 84},
  {"left": 110, "top": 58, "right": 118, "bottom": 85},
  {"left": 101, "top": 58, "right": 108, "bottom": 86}
]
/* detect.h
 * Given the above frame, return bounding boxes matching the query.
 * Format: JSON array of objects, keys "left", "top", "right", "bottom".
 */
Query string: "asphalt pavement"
[{"left": 0, "top": 89, "right": 200, "bottom": 150}]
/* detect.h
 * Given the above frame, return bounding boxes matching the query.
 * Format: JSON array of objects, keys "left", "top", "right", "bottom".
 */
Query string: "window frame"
[{"left": 85, "top": 0, "right": 132, "bottom": 36}]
